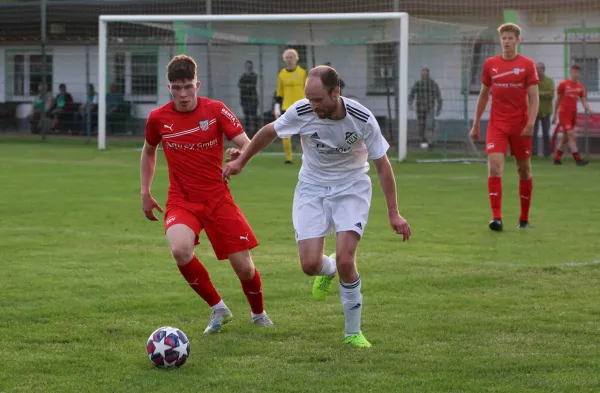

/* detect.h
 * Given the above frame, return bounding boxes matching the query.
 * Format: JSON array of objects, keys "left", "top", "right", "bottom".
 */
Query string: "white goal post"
[{"left": 98, "top": 12, "right": 409, "bottom": 160}]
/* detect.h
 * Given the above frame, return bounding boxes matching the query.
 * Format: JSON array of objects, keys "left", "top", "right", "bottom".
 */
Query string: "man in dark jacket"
[
  {"left": 408, "top": 67, "right": 443, "bottom": 149},
  {"left": 238, "top": 60, "right": 259, "bottom": 136}
]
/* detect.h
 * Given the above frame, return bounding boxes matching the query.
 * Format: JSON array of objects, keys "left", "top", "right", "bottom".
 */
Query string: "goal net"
[{"left": 98, "top": 13, "right": 487, "bottom": 162}]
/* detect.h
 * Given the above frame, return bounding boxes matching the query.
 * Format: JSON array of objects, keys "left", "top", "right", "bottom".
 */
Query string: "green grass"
[{"left": 1, "top": 139, "right": 600, "bottom": 392}]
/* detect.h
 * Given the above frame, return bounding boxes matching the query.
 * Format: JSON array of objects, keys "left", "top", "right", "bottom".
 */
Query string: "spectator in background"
[
  {"left": 238, "top": 60, "right": 259, "bottom": 136},
  {"left": 48, "top": 83, "right": 73, "bottom": 131},
  {"left": 275, "top": 48, "right": 307, "bottom": 164},
  {"left": 106, "top": 83, "right": 125, "bottom": 132},
  {"left": 27, "top": 83, "right": 53, "bottom": 134},
  {"left": 534, "top": 62, "right": 554, "bottom": 157},
  {"left": 324, "top": 62, "right": 345, "bottom": 93},
  {"left": 408, "top": 67, "right": 442, "bottom": 149},
  {"left": 76, "top": 83, "right": 98, "bottom": 135}
]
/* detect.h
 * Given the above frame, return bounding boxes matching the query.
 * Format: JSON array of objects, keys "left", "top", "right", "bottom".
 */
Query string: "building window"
[
  {"left": 575, "top": 57, "right": 599, "bottom": 94},
  {"left": 367, "top": 43, "right": 397, "bottom": 95},
  {"left": 109, "top": 51, "right": 158, "bottom": 102},
  {"left": 6, "top": 53, "right": 53, "bottom": 101},
  {"left": 572, "top": 55, "right": 600, "bottom": 96},
  {"left": 469, "top": 42, "right": 496, "bottom": 94},
  {"left": 567, "top": 30, "right": 600, "bottom": 98}
]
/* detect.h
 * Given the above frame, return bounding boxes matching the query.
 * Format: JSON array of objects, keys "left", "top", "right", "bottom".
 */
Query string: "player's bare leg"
[
  {"left": 166, "top": 224, "right": 231, "bottom": 334},
  {"left": 554, "top": 132, "right": 568, "bottom": 165},
  {"left": 487, "top": 152, "right": 505, "bottom": 231},
  {"left": 298, "top": 237, "right": 337, "bottom": 301},
  {"left": 336, "top": 231, "right": 371, "bottom": 348},
  {"left": 228, "top": 250, "right": 274, "bottom": 328},
  {"left": 566, "top": 131, "right": 588, "bottom": 166},
  {"left": 516, "top": 158, "right": 533, "bottom": 228}
]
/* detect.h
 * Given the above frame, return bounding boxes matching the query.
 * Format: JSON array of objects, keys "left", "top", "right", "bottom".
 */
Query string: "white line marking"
[{"left": 561, "top": 261, "right": 600, "bottom": 268}]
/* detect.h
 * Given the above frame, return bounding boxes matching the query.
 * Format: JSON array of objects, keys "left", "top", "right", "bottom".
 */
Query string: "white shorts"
[{"left": 292, "top": 175, "right": 372, "bottom": 242}]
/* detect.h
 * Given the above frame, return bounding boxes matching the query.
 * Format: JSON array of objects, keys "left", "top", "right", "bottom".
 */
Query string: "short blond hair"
[
  {"left": 498, "top": 23, "right": 521, "bottom": 39},
  {"left": 282, "top": 48, "right": 299, "bottom": 61}
]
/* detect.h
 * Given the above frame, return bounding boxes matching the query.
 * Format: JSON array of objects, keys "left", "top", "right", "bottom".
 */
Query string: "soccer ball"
[
  {"left": 420, "top": 142, "right": 429, "bottom": 150},
  {"left": 146, "top": 326, "right": 190, "bottom": 368}
]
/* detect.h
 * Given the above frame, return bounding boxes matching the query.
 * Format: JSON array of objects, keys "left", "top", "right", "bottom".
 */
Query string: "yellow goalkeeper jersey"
[{"left": 276, "top": 66, "right": 307, "bottom": 111}]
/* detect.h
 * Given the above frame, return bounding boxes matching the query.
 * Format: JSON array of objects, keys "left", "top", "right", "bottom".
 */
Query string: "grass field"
[{"left": 1, "top": 138, "right": 600, "bottom": 393}]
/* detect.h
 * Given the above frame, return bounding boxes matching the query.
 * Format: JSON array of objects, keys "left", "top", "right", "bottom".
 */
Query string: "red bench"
[{"left": 550, "top": 113, "right": 600, "bottom": 152}]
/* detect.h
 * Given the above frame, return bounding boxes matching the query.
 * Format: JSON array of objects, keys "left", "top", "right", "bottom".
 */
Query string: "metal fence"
[{"left": 0, "top": 0, "right": 599, "bottom": 156}]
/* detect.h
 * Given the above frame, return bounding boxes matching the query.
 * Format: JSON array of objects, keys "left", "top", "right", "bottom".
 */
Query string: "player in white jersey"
[{"left": 223, "top": 65, "right": 411, "bottom": 347}]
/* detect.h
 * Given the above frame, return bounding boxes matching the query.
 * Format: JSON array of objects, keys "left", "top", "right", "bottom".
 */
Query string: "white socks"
[
  {"left": 211, "top": 300, "right": 227, "bottom": 310},
  {"left": 318, "top": 254, "right": 337, "bottom": 277},
  {"left": 251, "top": 311, "right": 266, "bottom": 320},
  {"left": 340, "top": 275, "right": 362, "bottom": 337}
]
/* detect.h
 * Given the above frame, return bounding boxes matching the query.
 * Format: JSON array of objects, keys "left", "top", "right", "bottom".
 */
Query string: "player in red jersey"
[
  {"left": 552, "top": 64, "right": 592, "bottom": 166},
  {"left": 140, "top": 55, "right": 274, "bottom": 334},
  {"left": 470, "top": 23, "right": 539, "bottom": 231}
]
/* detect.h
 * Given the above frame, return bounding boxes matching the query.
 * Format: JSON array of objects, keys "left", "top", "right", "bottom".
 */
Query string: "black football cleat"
[
  {"left": 576, "top": 159, "right": 589, "bottom": 166},
  {"left": 518, "top": 220, "right": 530, "bottom": 229},
  {"left": 489, "top": 219, "right": 503, "bottom": 232},
  {"left": 284, "top": 160, "right": 293, "bottom": 164},
  {"left": 553, "top": 159, "right": 562, "bottom": 165}
]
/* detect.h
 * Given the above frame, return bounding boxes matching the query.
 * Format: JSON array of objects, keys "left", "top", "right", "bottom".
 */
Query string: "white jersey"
[{"left": 273, "top": 97, "right": 390, "bottom": 186}]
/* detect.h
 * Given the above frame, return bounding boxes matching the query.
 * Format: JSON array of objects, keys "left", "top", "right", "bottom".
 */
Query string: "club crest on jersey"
[
  {"left": 199, "top": 120, "right": 209, "bottom": 131},
  {"left": 345, "top": 131, "right": 358, "bottom": 144}
]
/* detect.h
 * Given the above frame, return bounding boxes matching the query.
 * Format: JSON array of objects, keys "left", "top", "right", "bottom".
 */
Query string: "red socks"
[
  {"left": 519, "top": 178, "right": 533, "bottom": 222},
  {"left": 179, "top": 257, "right": 264, "bottom": 315},
  {"left": 177, "top": 256, "right": 222, "bottom": 307},
  {"left": 554, "top": 150, "right": 564, "bottom": 161},
  {"left": 488, "top": 176, "right": 532, "bottom": 222},
  {"left": 240, "top": 269, "right": 265, "bottom": 315},
  {"left": 488, "top": 177, "right": 503, "bottom": 220}
]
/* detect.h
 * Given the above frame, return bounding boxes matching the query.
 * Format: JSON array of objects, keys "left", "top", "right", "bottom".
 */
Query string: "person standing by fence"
[{"left": 533, "top": 62, "right": 554, "bottom": 158}]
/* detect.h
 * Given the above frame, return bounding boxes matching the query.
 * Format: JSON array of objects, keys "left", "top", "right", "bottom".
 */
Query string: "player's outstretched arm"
[
  {"left": 522, "top": 84, "right": 539, "bottom": 137},
  {"left": 552, "top": 93, "right": 563, "bottom": 124},
  {"left": 373, "top": 155, "right": 411, "bottom": 242},
  {"left": 470, "top": 84, "right": 490, "bottom": 140},
  {"left": 581, "top": 97, "right": 593, "bottom": 114},
  {"left": 225, "top": 133, "right": 252, "bottom": 163},
  {"left": 222, "top": 122, "right": 278, "bottom": 180},
  {"left": 140, "top": 141, "right": 164, "bottom": 221}
]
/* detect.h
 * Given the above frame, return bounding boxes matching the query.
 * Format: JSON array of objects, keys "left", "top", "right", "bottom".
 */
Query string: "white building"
[{"left": 0, "top": 2, "right": 598, "bottom": 140}]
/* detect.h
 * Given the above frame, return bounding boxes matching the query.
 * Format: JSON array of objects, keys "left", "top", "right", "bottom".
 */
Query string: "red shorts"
[
  {"left": 164, "top": 194, "right": 258, "bottom": 260},
  {"left": 558, "top": 112, "right": 576, "bottom": 132},
  {"left": 486, "top": 121, "right": 531, "bottom": 159}
]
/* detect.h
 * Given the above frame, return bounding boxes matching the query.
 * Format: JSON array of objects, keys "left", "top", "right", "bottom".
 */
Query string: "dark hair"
[
  {"left": 245, "top": 60, "right": 253, "bottom": 66},
  {"left": 571, "top": 64, "right": 581, "bottom": 71},
  {"left": 308, "top": 65, "right": 340, "bottom": 94},
  {"left": 167, "top": 54, "right": 197, "bottom": 82},
  {"left": 59, "top": 83, "right": 66, "bottom": 89}
]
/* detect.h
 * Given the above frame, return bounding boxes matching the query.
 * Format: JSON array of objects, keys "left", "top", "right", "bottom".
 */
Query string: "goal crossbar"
[{"left": 97, "top": 12, "right": 409, "bottom": 161}]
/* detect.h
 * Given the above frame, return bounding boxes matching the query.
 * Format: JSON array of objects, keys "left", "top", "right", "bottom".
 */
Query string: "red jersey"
[
  {"left": 145, "top": 97, "right": 244, "bottom": 203},
  {"left": 557, "top": 80, "right": 585, "bottom": 115},
  {"left": 481, "top": 54, "right": 539, "bottom": 125}
]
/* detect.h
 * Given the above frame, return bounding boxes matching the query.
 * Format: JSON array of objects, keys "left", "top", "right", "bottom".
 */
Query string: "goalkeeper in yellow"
[{"left": 275, "top": 48, "right": 307, "bottom": 164}]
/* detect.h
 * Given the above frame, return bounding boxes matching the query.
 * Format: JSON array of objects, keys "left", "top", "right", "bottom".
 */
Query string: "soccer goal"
[
  {"left": 98, "top": 12, "right": 486, "bottom": 162},
  {"left": 97, "top": 13, "right": 408, "bottom": 157}
]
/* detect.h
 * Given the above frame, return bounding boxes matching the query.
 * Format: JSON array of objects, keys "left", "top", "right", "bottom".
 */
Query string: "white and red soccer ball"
[{"left": 146, "top": 326, "right": 190, "bottom": 368}]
